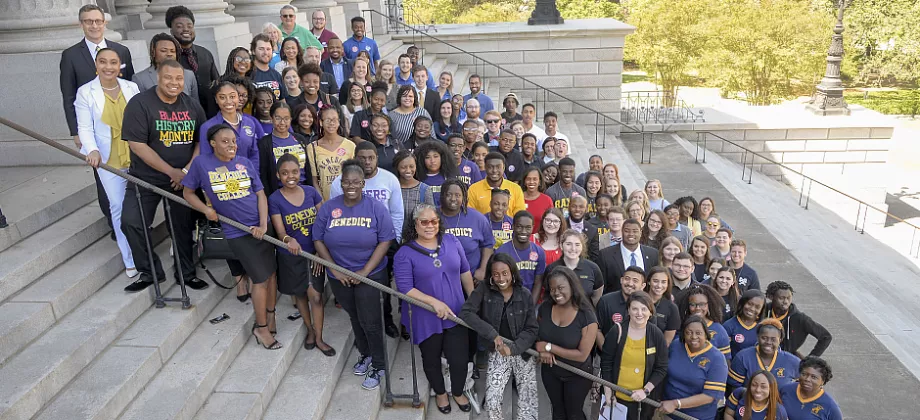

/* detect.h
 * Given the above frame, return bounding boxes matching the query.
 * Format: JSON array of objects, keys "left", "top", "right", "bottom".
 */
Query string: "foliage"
[
  {"left": 555, "top": 0, "right": 623, "bottom": 20},
  {"left": 845, "top": 90, "right": 920, "bottom": 115},
  {"left": 696, "top": 0, "right": 830, "bottom": 105},
  {"left": 840, "top": 0, "right": 920, "bottom": 86}
]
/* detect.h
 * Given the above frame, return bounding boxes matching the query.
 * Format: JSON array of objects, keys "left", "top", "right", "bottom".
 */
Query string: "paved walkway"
[{"left": 617, "top": 132, "right": 917, "bottom": 419}]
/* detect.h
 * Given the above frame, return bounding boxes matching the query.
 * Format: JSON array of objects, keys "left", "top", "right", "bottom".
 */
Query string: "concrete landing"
[{"left": 621, "top": 133, "right": 917, "bottom": 419}]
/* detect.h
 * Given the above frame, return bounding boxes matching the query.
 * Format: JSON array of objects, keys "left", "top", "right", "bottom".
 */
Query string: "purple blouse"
[{"left": 394, "top": 234, "right": 471, "bottom": 344}]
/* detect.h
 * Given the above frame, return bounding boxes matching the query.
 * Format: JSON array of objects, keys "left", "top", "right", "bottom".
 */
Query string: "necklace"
[
  {"left": 101, "top": 83, "right": 120, "bottom": 91},
  {"left": 223, "top": 113, "right": 242, "bottom": 127},
  {"left": 418, "top": 241, "right": 443, "bottom": 267},
  {"left": 511, "top": 242, "right": 530, "bottom": 262}
]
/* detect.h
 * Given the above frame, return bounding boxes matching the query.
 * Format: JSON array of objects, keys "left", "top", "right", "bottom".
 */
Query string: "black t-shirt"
[
  {"left": 252, "top": 66, "right": 288, "bottom": 101},
  {"left": 595, "top": 291, "right": 628, "bottom": 339},
  {"left": 349, "top": 108, "right": 374, "bottom": 141},
  {"left": 123, "top": 90, "right": 206, "bottom": 184},
  {"left": 499, "top": 149, "right": 525, "bottom": 182},
  {"left": 547, "top": 259, "right": 603, "bottom": 300},
  {"left": 653, "top": 297, "right": 681, "bottom": 334},
  {"left": 537, "top": 301, "right": 597, "bottom": 374},
  {"left": 499, "top": 300, "right": 513, "bottom": 339}
]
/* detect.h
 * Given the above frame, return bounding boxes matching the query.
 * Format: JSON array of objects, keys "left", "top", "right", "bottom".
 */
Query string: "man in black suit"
[
  {"left": 166, "top": 6, "right": 219, "bottom": 116},
  {"left": 60, "top": 4, "right": 135, "bottom": 236},
  {"left": 320, "top": 37, "right": 352, "bottom": 92},
  {"left": 412, "top": 65, "right": 440, "bottom": 118},
  {"left": 597, "top": 218, "right": 659, "bottom": 294}
]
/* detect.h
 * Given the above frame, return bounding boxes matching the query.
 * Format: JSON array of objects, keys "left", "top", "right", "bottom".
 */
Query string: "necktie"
[
  {"left": 419, "top": 90, "right": 425, "bottom": 104},
  {"left": 181, "top": 47, "right": 199, "bottom": 72},
  {"left": 630, "top": 252, "right": 637, "bottom": 268},
  {"left": 95, "top": 45, "right": 100, "bottom": 54}
]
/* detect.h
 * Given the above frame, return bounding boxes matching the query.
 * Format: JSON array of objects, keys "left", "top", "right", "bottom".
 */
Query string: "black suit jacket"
[
  {"left": 420, "top": 88, "right": 440, "bottom": 120},
  {"left": 320, "top": 58, "right": 353, "bottom": 91},
  {"left": 60, "top": 39, "right": 135, "bottom": 136},
  {"left": 177, "top": 44, "right": 220, "bottom": 117},
  {"left": 597, "top": 243, "right": 659, "bottom": 294}
]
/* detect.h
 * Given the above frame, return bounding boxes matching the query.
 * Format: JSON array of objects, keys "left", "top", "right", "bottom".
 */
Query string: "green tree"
[
  {"left": 842, "top": 0, "right": 920, "bottom": 85},
  {"left": 697, "top": 0, "right": 830, "bottom": 105},
  {"left": 623, "top": 0, "right": 713, "bottom": 101}
]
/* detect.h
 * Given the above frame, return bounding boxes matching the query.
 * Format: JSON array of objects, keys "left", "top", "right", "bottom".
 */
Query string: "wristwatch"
[{"left": 544, "top": 342, "right": 552, "bottom": 352}]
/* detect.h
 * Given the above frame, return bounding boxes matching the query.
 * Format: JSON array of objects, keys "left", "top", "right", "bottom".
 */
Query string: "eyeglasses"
[
  {"left": 543, "top": 219, "right": 561, "bottom": 226},
  {"left": 689, "top": 302, "right": 708, "bottom": 308},
  {"left": 417, "top": 218, "right": 439, "bottom": 227},
  {"left": 342, "top": 180, "right": 364, "bottom": 187},
  {"left": 81, "top": 19, "right": 105, "bottom": 26},
  {"left": 486, "top": 119, "right": 500, "bottom": 124},
  {"left": 234, "top": 56, "right": 251, "bottom": 63},
  {"left": 273, "top": 116, "right": 292, "bottom": 123}
]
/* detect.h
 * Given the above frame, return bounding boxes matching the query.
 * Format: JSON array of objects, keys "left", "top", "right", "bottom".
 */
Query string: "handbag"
[{"left": 195, "top": 219, "right": 238, "bottom": 290}]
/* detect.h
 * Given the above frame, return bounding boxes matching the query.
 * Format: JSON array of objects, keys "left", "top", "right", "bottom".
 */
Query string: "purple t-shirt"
[
  {"left": 456, "top": 158, "right": 483, "bottom": 187},
  {"left": 490, "top": 214, "right": 513, "bottom": 249},
  {"left": 198, "top": 113, "right": 264, "bottom": 169},
  {"left": 271, "top": 134, "right": 307, "bottom": 185},
  {"left": 496, "top": 241, "right": 546, "bottom": 292},
  {"left": 182, "top": 154, "right": 263, "bottom": 239},
  {"left": 424, "top": 173, "right": 446, "bottom": 207},
  {"left": 442, "top": 208, "right": 494, "bottom": 270},
  {"left": 394, "top": 234, "right": 470, "bottom": 344},
  {"left": 313, "top": 194, "right": 396, "bottom": 278},
  {"left": 268, "top": 185, "right": 323, "bottom": 254}
]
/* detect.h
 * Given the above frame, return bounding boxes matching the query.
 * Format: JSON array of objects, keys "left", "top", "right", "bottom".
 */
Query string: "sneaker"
[
  {"left": 353, "top": 355, "right": 372, "bottom": 376},
  {"left": 361, "top": 368, "right": 385, "bottom": 390},
  {"left": 181, "top": 276, "right": 210, "bottom": 290},
  {"left": 124, "top": 273, "right": 164, "bottom": 293}
]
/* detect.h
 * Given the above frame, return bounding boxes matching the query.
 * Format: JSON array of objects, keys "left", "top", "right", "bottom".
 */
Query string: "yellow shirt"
[
  {"left": 100, "top": 90, "right": 130, "bottom": 169},
  {"left": 616, "top": 335, "right": 646, "bottom": 401},
  {"left": 306, "top": 138, "right": 355, "bottom": 200},
  {"left": 467, "top": 179, "right": 526, "bottom": 217}
]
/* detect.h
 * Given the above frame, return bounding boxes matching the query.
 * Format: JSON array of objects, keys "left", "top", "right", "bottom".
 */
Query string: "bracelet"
[
  {"left": 181, "top": 168, "right": 188, "bottom": 174},
  {"left": 282, "top": 235, "right": 292, "bottom": 243},
  {"left": 677, "top": 399, "right": 682, "bottom": 409}
]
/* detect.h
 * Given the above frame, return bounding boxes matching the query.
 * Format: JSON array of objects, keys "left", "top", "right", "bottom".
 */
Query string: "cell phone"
[
  {"left": 287, "top": 311, "right": 302, "bottom": 321},
  {"left": 209, "top": 313, "right": 230, "bottom": 324}
]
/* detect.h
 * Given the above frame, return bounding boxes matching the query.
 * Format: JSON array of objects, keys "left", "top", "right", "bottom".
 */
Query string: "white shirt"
[
  {"left": 85, "top": 38, "right": 108, "bottom": 61},
  {"left": 620, "top": 243, "right": 644, "bottom": 271},
  {"left": 526, "top": 124, "right": 548, "bottom": 149},
  {"left": 544, "top": 130, "right": 572, "bottom": 153}
]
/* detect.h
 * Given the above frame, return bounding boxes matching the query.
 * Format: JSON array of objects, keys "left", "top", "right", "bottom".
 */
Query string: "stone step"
[
  {"left": 0, "top": 166, "right": 97, "bottom": 253},
  {"left": 0, "top": 242, "right": 173, "bottom": 420},
  {"left": 375, "top": 336, "right": 430, "bottom": 420},
  {"left": 453, "top": 67, "right": 469, "bottom": 96},
  {"left": 442, "top": 62, "right": 459, "bottom": 82},
  {"left": 379, "top": 39, "right": 405, "bottom": 64},
  {"left": 428, "top": 59, "right": 448, "bottom": 80},
  {"left": 0, "top": 203, "right": 109, "bottom": 307},
  {"left": 324, "top": 330, "right": 400, "bottom": 419},
  {"left": 0, "top": 219, "right": 166, "bottom": 365},
  {"left": 118, "top": 287, "right": 250, "bottom": 420},
  {"left": 261, "top": 306, "right": 356, "bottom": 420}
]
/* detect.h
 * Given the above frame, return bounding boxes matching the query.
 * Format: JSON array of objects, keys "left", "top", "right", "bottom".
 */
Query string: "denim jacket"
[{"left": 460, "top": 281, "right": 539, "bottom": 358}]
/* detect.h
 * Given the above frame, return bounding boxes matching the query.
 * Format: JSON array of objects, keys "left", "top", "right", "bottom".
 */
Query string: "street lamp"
[
  {"left": 528, "top": 0, "right": 564, "bottom": 25},
  {"left": 806, "top": 0, "right": 850, "bottom": 116}
]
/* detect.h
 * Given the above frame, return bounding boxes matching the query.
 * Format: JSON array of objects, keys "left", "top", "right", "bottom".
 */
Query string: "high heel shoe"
[
  {"left": 267, "top": 308, "right": 277, "bottom": 335},
  {"left": 454, "top": 395, "right": 472, "bottom": 413},
  {"left": 251, "top": 324, "right": 282, "bottom": 350},
  {"left": 236, "top": 293, "right": 250, "bottom": 302}
]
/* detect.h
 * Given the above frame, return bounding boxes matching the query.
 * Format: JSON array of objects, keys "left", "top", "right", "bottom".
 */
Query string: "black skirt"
[
  {"left": 226, "top": 236, "right": 276, "bottom": 284},
  {"left": 277, "top": 251, "right": 324, "bottom": 295}
]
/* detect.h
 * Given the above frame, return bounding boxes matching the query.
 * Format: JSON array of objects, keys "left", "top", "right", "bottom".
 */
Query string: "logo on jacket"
[
  {"left": 811, "top": 405, "right": 824, "bottom": 415},
  {"left": 244, "top": 126, "right": 254, "bottom": 137}
]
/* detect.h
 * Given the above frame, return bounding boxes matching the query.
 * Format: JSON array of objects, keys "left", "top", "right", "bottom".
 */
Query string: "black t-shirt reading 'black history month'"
[{"left": 123, "top": 90, "right": 206, "bottom": 184}]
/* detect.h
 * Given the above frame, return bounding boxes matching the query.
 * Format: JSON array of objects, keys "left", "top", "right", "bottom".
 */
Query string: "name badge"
[{"left": 646, "top": 347, "right": 656, "bottom": 355}]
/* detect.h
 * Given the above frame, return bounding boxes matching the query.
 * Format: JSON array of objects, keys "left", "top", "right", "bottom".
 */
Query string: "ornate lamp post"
[
  {"left": 528, "top": 0, "right": 564, "bottom": 25},
  {"left": 806, "top": 0, "right": 850, "bottom": 116}
]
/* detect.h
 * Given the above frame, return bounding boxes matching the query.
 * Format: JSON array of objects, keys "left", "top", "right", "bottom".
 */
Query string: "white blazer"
[{"left": 75, "top": 76, "right": 141, "bottom": 162}]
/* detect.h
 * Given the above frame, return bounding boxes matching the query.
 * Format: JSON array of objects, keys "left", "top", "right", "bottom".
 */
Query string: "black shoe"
[
  {"left": 0, "top": 215, "right": 7, "bottom": 229},
  {"left": 400, "top": 325, "right": 410, "bottom": 341},
  {"left": 236, "top": 293, "right": 250, "bottom": 302},
  {"left": 181, "top": 276, "right": 209, "bottom": 290},
  {"left": 471, "top": 365, "right": 480, "bottom": 380},
  {"left": 109, "top": 231, "right": 116, "bottom": 241},
  {"left": 385, "top": 322, "right": 399, "bottom": 339},
  {"left": 124, "top": 273, "right": 164, "bottom": 293},
  {"left": 454, "top": 395, "right": 472, "bottom": 412}
]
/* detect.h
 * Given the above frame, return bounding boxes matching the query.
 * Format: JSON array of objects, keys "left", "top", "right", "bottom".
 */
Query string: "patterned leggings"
[{"left": 485, "top": 352, "right": 539, "bottom": 420}]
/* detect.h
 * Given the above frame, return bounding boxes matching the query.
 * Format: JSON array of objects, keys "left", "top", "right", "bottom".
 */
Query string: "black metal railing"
[
  {"left": 621, "top": 90, "right": 705, "bottom": 125},
  {"left": 0, "top": 117, "right": 699, "bottom": 420},
  {"left": 359, "top": 8, "right": 645, "bottom": 150},
  {"left": 694, "top": 131, "right": 920, "bottom": 258}
]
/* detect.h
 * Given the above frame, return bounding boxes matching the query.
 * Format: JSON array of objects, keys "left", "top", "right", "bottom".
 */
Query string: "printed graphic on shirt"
[
  {"left": 285, "top": 206, "right": 317, "bottom": 236},
  {"left": 446, "top": 227, "right": 473, "bottom": 238},
  {"left": 364, "top": 188, "right": 390, "bottom": 202},
  {"left": 492, "top": 220, "right": 512, "bottom": 249},
  {"left": 208, "top": 165, "right": 252, "bottom": 201},
  {"left": 273, "top": 144, "right": 306, "bottom": 167},
  {"left": 328, "top": 214, "right": 373, "bottom": 228},
  {"left": 156, "top": 110, "right": 197, "bottom": 147},
  {"left": 317, "top": 156, "right": 346, "bottom": 187},
  {"left": 254, "top": 80, "right": 283, "bottom": 102}
]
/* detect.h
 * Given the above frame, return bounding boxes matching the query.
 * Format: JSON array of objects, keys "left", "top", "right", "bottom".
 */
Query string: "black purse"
[{"left": 196, "top": 219, "right": 238, "bottom": 289}]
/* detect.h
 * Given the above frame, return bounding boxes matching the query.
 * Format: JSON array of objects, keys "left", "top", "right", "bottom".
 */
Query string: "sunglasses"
[
  {"left": 486, "top": 119, "right": 500, "bottom": 124},
  {"left": 707, "top": 222, "right": 720, "bottom": 226},
  {"left": 417, "top": 218, "right": 439, "bottom": 227},
  {"left": 282, "top": 14, "right": 295, "bottom": 18}
]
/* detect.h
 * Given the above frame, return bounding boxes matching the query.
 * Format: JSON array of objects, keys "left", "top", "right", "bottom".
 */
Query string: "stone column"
[
  {"left": 144, "top": 0, "right": 237, "bottom": 29},
  {"left": 227, "top": 0, "right": 291, "bottom": 36},
  {"left": 293, "top": 0, "right": 348, "bottom": 37},
  {"left": 115, "top": 0, "right": 152, "bottom": 31},
  {"left": 0, "top": 0, "right": 123, "bottom": 53}
]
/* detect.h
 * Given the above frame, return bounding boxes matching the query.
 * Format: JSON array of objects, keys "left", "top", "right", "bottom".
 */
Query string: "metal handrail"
[
  {"left": 621, "top": 90, "right": 705, "bottom": 125},
  {"left": 0, "top": 117, "right": 699, "bottom": 420},
  {"left": 360, "top": 8, "right": 645, "bottom": 149},
  {"left": 694, "top": 130, "right": 920, "bottom": 258}
]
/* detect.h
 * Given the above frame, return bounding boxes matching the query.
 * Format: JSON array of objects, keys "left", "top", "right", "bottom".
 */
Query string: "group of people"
[{"left": 61, "top": 3, "right": 841, "bottom": 419}]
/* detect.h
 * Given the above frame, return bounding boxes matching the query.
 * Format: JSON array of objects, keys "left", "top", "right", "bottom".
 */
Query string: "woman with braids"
[
  {"left": 394, "top": 203, "right": 474, "bottom": 413},
  {"left": 677, "top": 284, "right": 732, "bottom": 363},
  {"left": 600, "top": 291, "right": 669, "bottom": 420},
  {"left": 779, "top": 357, "right": 842, "bottom": 420},
  {"left": 724, "top": 370, "right": 788, "bottom": 420},
  {"left": 257, "top": 101, "right": 314, "bottom": 198},
  {"left": 305, "top": 105, "right": 354, "bottom": 200},
  {"left": 268, "top": 154, "right": 334, "bottom": 355},
  {"left": 674, "top": 196, "right": 703, "bottom": 237},
  {"left": 723, "top": 290, "right": 766, "bottom": 357},
  {"left": 394, "top": 150, "right": 434, "bottom": 224},
  {"left": 223, "top": 46, "right": 252, "bottom": 78},
  {"left": 461, "top": 253, "right": 539, "bottom": 419},
  {"left": 765, "top": 281, "right": 832, "bottom": 358},
  {"left": 313, "top": 159, "right": 395, "bottom": 390},
  {"left": 659, "top": 315, "right": 728, "bottom": 420},
  {"left": 644, "top": 266, "right": 680, "bottom": 345},
  {"left": 728, "top": 319, "right": 800, "bottom": 390},
  {"left": 439, "top": 178, "right": 493, "bottom": 284},
  {"left": 414, "top": 140, "right": 457, "bottom": 206},
  {"left": 252, "top": 86, "right": 276, "bottom": 133},
  {"left": 536, "top": 266, "right": 599, "bottom": 420},
  {"left": 183, "top": 124, "right": 279, "bottom": 349}
]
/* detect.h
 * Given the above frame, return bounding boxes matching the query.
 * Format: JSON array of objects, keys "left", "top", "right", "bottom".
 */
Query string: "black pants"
[
  {"left": 542, "top": 367, "right": 592, "bottom": 420},
  {"left": 93, "top": 168, "right": 113, "bottom": 230},
  {"left": 419, "top": 325, "right": 470, "bottom": 396},
  {"left": 329, "top": 269, "right": 388, "bottom": 370},
  {"left": 120, "top": 182, "right": 196, "bottom": 280}
]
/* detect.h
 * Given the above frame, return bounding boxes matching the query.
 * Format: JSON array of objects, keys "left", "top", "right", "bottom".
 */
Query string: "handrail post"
[
  {"left": 805, "top": 180, "right": 813, "bottom": 209},
  {"left": 695, "top": 132, "right": 701, "bottom": 164},
  {"left": 702, "top": 132, "right": 707, "bottom": 163},
  {"left": 854, "top": 203, "right": 862, "bottom": 231},
  {"left": 381, "top": 288, "right": 393, "bottom": 406}
]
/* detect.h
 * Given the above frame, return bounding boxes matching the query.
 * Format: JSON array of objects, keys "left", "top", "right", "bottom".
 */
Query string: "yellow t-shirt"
[
  {"left": 467, "top": 179, "right": 526, "bottom": 217},
  {"left": 616, "top": 335, "right": 646, "bottom": 401},
  {"left": 306, "top": 138, "right": 355, "bottom": 200}
]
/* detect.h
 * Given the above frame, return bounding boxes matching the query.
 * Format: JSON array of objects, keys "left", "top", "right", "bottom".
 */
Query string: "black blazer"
[
  {"left": 600, "top": 319, "right": 669, "bottom": 401},
  {"left": 420, "top": 88, "right": 440, "bottom": 120},
  {"left": 60, "top": 39, "right": 135, "bottom": 136},
  {"left": 177, "top": 44, "right": 220, "bottom": 117},
  {"left": 257, "top": 133, "right": 315, "bottom": 198},
  {"left": 320, "top": 58, "right": 353, "bottom": 91},
  {"left": 597, "top": 244, "right": 659, "bottom": 294}
]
